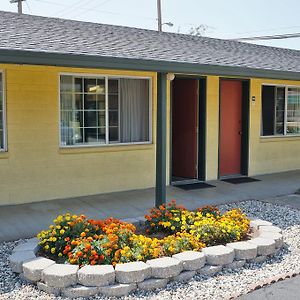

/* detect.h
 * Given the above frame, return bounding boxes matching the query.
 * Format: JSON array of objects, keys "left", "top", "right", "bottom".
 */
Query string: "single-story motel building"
[{"left": 0, "top": 11, "right": 299, "bottom": 207}]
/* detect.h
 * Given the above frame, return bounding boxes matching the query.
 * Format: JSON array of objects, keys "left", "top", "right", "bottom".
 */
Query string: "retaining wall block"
[
  {"left": 77, "top": 265, "right": 115, "bottom": 287},
  {"left": 247, "top": 255, "right": 267, "bottom": 264},
  {"left": 115, "top": 261, "right": 151, "bottom": 284},
  {"left": 198, "top": 265, "right": 222, "bottom": 276},
  {"left": 62, "top": 285, "right": 100, "bottom": 298},
  {"left": 250, "top": 219, "right": 272, "bottom": 229},
  {"left": 248, "top": 238, "right": 276, "bottom": 256},
  {"left": 224, "top": 260, "right": 246, "bottom": 270},
  {"left": 258, "top": 232, "right": 283, "bottom": 249},
  {"left": 99, "top": 283, "right": 137, "bottom": 297},
  {"left": 202, "top": 245, "right": 234, "bottom": 265},
  {"left": 13, "top": 238, "right": 40, "bottom": 254},
  {"left": 226, "top": 241, "right": 258, "bottom": 260},
  {"left": 258, "top": 225, "right": 282, "bottom": 234},
  {"left": 23, "top": 257, "right": 55, "bottom": 282},
  {"left": 171, "top": 270, "right": 196, "bottom": 282},
  {"left": 37, "top": 282, "right": 61, "bottom": 296},
  {"left": 172, "top": 251, "right": 206, "bottom": 271},
  {"left": 42, "top": 264, "right": 79, "bottom": 288},
  {"left": 146, "top": 257, "right": 183, "bottom": 279},
  {"left": 9, "top": 251, "right": 36, "bottom": 273},
  {"left": 137, "top": 278, "right": 169, "bottom": 291}
]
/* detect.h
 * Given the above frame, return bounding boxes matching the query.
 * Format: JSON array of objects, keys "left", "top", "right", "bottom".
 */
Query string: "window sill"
[
  {"left": 260, "top": 135, "right": 300, "bottom": 143},
  {"left": 58, "top": 142, "right": 154, "bottom": 154}
]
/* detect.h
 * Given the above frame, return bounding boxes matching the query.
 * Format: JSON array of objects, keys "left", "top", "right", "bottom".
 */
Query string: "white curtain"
[{"left": 120, "top": 79, "right": 149, "bottom": 142}]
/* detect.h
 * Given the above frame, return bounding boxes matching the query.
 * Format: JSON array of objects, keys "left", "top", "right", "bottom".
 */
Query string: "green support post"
[{"left": 155, "top": 72, "right": 167, "bottom": 207}]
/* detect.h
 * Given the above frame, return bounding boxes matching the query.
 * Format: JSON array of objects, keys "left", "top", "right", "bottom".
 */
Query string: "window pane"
[
  {"left": 61, "top": 94, "right": 82, "bottom": 110},
  {"left": 0, "top": 130, "right": 2, "bottom": 149},
  {"left": 108, "top": 79, "right": 119, "bottom": 94},
  {"left": 0, "top": 109, "right": 2, "bottom": 129},
  {"left": 60, "top": 76, "right": 73, "bottom": 92},
  {"left": 109, "top": 95, "right": 118, "bottom": 110},
  {"left": 84, "top": 128, "right": 98, "bottom": 143},
  {"left": 97, "top": 79, "right": 105, "bottom": 94},
  {"left": 275, "top": 87, "right": 285, "bottom": 135},
  {"left": 287, "top": 88, "right": 300, "bottom": 135},
  {"left": 60, "top": 93, "right": 73, "bottom": 110},
  {"left": 98, "top": 111, "right": 105, "bottom": 127},
  {"left": 97, "top": 94, "right": 105, "bottom": 110},
  {"left": 109, "top": 127, "right": 119, "bottom": 142},
  {"left": 75, "top": 78, "right": 83, "bottom": 93},
  {"left": 84, "top": 94, "right": 97, "bottom": 110},
  {"left": 61, "top": 111, "right": 83, "bottom": 128},
  {"left": 60, "top": 124, "right": 83, "bottom": 146},
  {"left": 84, "top": 78, "right": 97, "bottom": 93},
  {"left": 98, "top": 127, "right": 106, "bottom": 143},
  {"left": 84, "top": 110, "right": 97, "bottom": 127},
  {"left": 262, "top": 86, "right": 275, "bottom": 136},
  {"left": 109, "top": 111, "right": 118, "bottom": 127}
]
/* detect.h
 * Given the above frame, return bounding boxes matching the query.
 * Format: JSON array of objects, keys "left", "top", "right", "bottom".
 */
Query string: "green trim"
[
  {"left": 0, "top": 49, "right": 300, "bottom": 81},
  {"left": 198, "top": 78, "right": 207, "bottom": 181},
  {"left": 155, "top": 72, "right": 167, "bottom": 207},
  {"left": 241, "top": 80, "right": 250, "bottom": 175}
]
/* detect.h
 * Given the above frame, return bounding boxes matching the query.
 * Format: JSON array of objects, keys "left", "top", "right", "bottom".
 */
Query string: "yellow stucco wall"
[
  {"left": 205, "top": 76, "right": 220, "bottom": 180},
  {"left": 248, "top": 78, "right": 300, "bottom": 176},
  {"left": 0, "top": 64, "right": 158, "bottom": 205},
  {"left": 0, "top": 64, "right": 299, "bottom": 205}
]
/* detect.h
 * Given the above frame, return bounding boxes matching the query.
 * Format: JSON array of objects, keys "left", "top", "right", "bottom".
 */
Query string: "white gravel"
[{"left": 1, "top": 199, "right": 300, "bottom": 300}]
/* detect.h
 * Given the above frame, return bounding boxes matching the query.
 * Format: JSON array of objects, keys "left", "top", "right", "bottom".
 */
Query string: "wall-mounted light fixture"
[{"left": 167, "top": 73, "right": 175, "bottom": 81}]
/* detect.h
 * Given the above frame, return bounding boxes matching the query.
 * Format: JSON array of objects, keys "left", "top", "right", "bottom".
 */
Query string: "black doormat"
[
  {"left": 221, "top": 177, "right": 261, "bottom": 184},
  {"left": 176, "top": 182, "right": 216, "bottom": 190}
]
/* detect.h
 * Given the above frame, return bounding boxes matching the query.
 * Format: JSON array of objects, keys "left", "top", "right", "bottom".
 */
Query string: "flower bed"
[
  {"left": 8, "top": 201, "right": 284, "bottom": 298},
  {"left": 37, "top": 201, "right": 250, "bottom": 266}
]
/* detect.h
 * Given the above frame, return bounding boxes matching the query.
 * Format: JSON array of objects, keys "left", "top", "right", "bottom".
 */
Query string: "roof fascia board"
[{"left": 0, "top": 49, "right": 299, "bottom": 81}]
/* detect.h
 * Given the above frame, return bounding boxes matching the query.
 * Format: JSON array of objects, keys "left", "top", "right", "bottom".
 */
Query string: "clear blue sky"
[{"left": 1, "top": 0, "right": 300, "bottom": 50}]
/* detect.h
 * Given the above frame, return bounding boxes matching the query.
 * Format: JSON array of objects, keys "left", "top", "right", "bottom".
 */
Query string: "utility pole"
[
  {"left": 157, "top": 0, "right": 162, "bottom": 32},
  {"left": 10, "top": 0, "right": 25, "bottom": 15}
]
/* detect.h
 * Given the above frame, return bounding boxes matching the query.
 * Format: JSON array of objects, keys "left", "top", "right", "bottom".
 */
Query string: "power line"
[
  {"left": 70, "top": 0, "right": 115, "bottom": 18},
  {"left": 55, "top": 0, "right": 92, "bottom": 17},
  {"left": 235, "top": 25, "right": 300, "bottom": 35},
  {"left": 233, "top": 32, "right": 300, "bottom": 41}
]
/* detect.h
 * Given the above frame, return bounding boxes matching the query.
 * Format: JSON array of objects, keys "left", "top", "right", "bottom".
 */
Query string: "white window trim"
[
  {"left": 261, "top": 84, "right": 300, "bottom": 138},
  {"left": 0, "top": 70, "right": 7, "bottom": 152},
  {"left": 58, "top": 72, "right": 153, "bottom": 148}
]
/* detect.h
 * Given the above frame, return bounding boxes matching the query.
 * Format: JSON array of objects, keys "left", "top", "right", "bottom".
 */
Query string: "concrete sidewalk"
[
  {"left": 238, "top": 275, "right": 300, "bottom": 300},
  {"left": 0, "top": 170, "right": 299, "bottom": 242}
]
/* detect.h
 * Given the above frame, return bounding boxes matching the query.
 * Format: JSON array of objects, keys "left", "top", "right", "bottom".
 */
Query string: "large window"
[
  {"left": 261, "top": 85, "right": 300, "bottom": 136},
  {"left": 0, "top": 72, "right": 5, "bottom": 150},
  {"left": 60, "top": 75, "right": 151, "bottom": 147}
]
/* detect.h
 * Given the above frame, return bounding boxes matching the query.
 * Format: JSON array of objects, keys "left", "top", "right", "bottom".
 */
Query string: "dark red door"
[
  {"left": 220, "top": 80, "right": 243, "bottom": 177},
  {"left": 172, "top": 79, "right": 198, "bottom": 179}
]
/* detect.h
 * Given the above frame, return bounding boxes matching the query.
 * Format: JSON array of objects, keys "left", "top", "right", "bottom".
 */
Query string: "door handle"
[{"left": 239, "top": 131, "right": 242, "bottom": 135}]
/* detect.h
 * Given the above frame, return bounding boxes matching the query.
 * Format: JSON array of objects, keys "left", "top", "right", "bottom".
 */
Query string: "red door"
[
  {"left": 172, "top": 79, "right": 198, "bottom": 179},
  {"left": 220, "top": 80, "right": 243, "bottom": 177}
]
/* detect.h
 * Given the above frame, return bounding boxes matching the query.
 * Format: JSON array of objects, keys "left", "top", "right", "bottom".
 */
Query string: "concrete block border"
[{"left": 9, "top": 219, "right": 284, "bottom": 298}]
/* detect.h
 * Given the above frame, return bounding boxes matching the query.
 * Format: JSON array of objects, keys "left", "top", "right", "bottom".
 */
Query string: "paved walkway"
[
  {"left": 0, "top": 170, "right": 299, "bottom": 242},
  {"left": 238, "top": 275, "right": 300, "bottom": 300}
]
